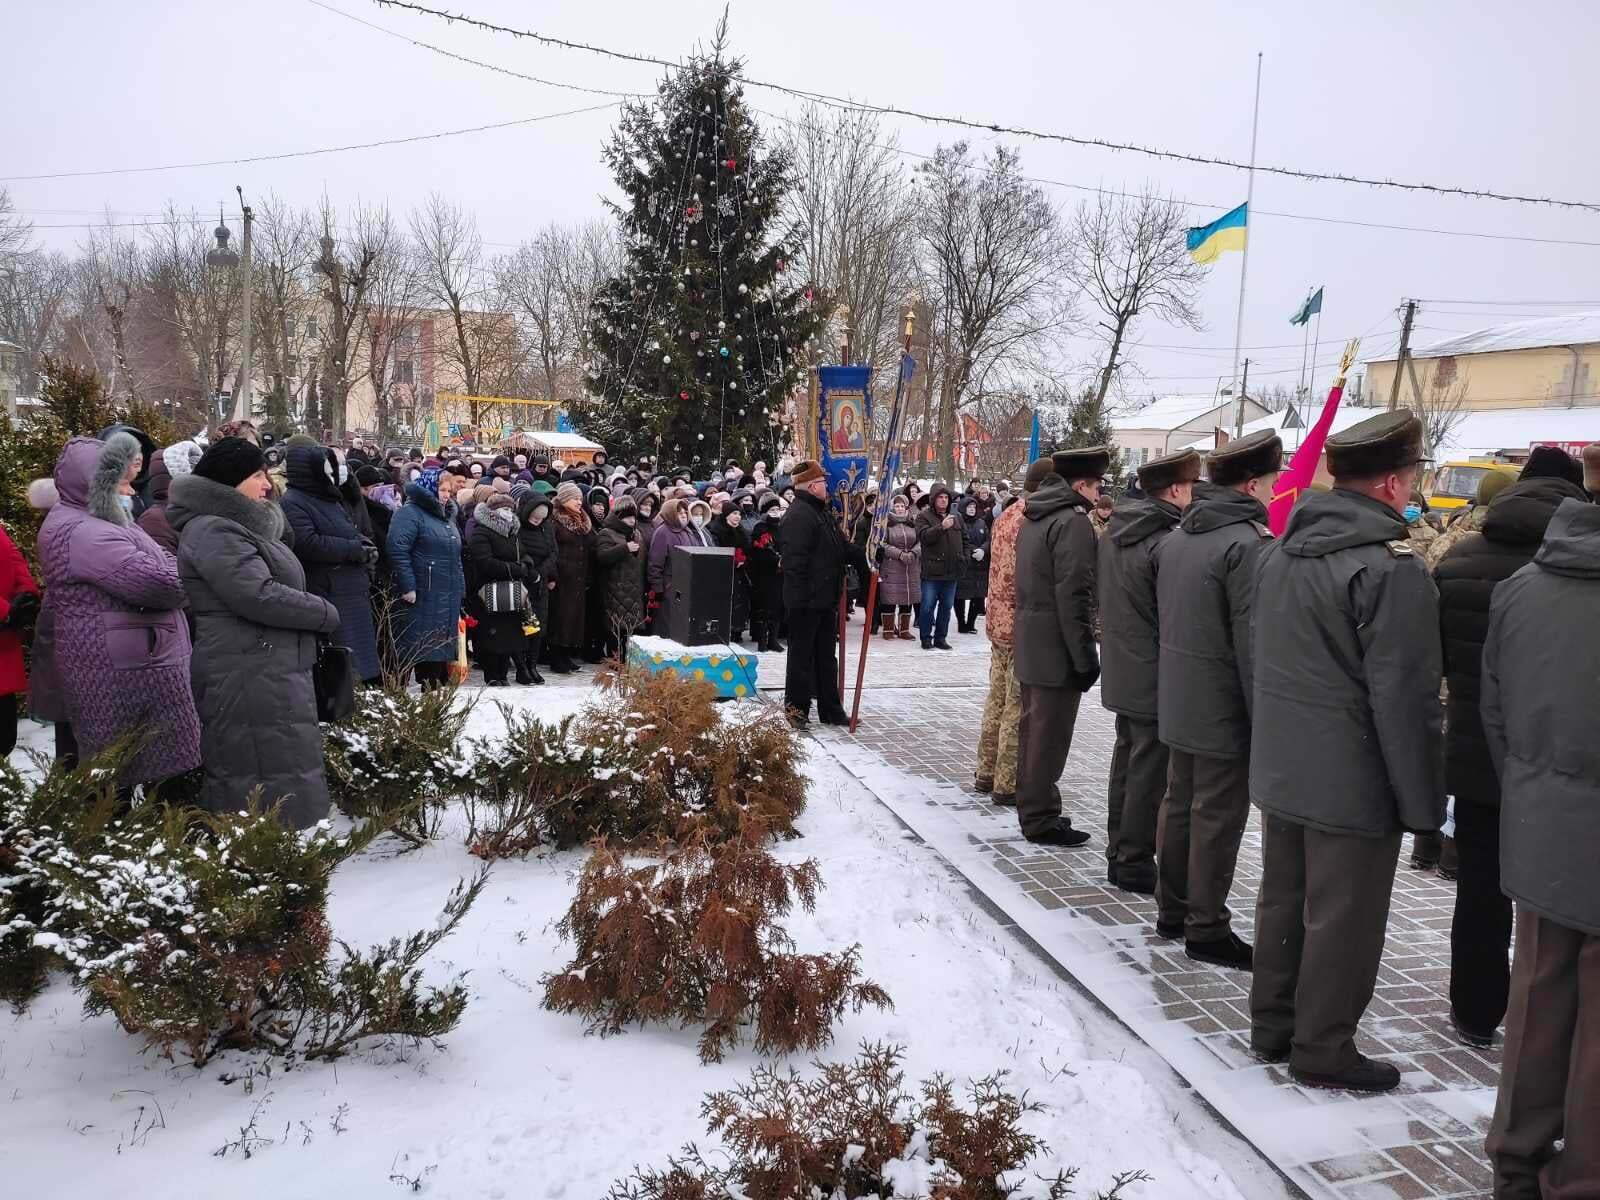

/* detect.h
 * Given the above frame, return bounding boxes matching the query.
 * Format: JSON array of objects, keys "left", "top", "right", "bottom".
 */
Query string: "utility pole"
[
  {"left": 1388, "top": 298, "right": 1417, "bottom": 411},
  {"left": 1236, "top": 357, "right": 1251, "bottom": 437},
  {"left": 232, "top": 187, "right": 255, "bottom": 423}
]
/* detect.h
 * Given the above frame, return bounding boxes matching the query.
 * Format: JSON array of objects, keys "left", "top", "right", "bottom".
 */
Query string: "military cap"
[
  {"left": 1207, "top": 430, "right": 1283, "bottom": 487},
  {"left": 1325, "top": 410, "right": 1426, "bottom": 479},
  {"left": 1136, "top": 448, "right": 1203, "bottom": 493},
  {"left": 1050, "top": 445, "right": 1112, "bottom": 482}
]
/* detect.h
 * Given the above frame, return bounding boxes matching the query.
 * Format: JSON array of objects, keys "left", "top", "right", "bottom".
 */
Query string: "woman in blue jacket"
[{"left": 386, "top": 467, "right": 465, "bottom": 689}]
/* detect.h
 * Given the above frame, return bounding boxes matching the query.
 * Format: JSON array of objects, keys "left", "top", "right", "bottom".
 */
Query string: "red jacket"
[{"left": 0, "top": 524, "right": 39, "bottom": 695}]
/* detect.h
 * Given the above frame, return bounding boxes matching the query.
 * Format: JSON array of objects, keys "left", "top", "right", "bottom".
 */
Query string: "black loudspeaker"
[{"left": 669, "top": 545, "right": 734, "bottom": 646}]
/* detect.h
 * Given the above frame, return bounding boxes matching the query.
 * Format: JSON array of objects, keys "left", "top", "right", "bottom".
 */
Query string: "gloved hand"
[
  {"left": 972, "top": 548, "right": 985, "bottom": 561},
  {"left": 4, "top": 591, "right": 40, "bottom": 629},
  {"left": 361, "top": 541, "right": 381, "bottom": 566}
]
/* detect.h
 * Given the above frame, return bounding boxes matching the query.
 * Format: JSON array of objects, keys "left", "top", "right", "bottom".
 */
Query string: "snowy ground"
[{"left": 4, "top": 685, "right": 1264, "bottom": 1199}]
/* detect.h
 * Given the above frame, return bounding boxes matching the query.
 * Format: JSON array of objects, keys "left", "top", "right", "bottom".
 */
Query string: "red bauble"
[
  {"left": 724, "top": 158, "right": 737, "bottom": 169},
  {"left": 684, "top": 205, "right": 696, "bottom": 218},
  {"left": 679, "top": 391, "right": 690, "bottom": 401}
]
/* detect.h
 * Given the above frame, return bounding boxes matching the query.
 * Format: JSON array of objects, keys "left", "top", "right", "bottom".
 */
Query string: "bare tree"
[
  {"left": 784, "top": 105, "right": 918, "bottom": 408},
  {"left": 251, "top": 194, "right": 318, "bottom": 428},
  {"left": 73, "top": 224, "right": 147, "bottom": 403},
  {"left": 1070, "top": 188, "right": 1205, "bottom": 413},
  {"left": 1406, "top": 359, "right": 1472, "bottom": 459},
  {"left": 316, "top": 200, "right": 392, "bottom": 439},
  {"left": 411, "top": 193, "right": 521, "bottom": 429},
  {"left": 0, "top": 248, "right": 74, "bottom": 394},
  {"left": 0, "top": 188, "right": 32, "bottom": 267},
  {"left": 915, "top": 143, "right": 1073, "bottom": 482},
  {"left": 143, "top": 207, "right": 241, "bottom": 419},
  {"left": 360, "top": 225, "right": 424, "bottom": 442}
]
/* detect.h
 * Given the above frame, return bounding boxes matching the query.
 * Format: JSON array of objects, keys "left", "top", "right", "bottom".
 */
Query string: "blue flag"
[
  {"left": 1290, "top": 286, "right": 1324, "bottom": 326},
  {"left": 1027, "top": 408, "right": 1041, "bottom": 463}
]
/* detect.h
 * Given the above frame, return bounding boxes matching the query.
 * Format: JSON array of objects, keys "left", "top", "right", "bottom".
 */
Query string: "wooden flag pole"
[
  {"left": 836, "top": 584, "right": 849, "bottom": 696},
  {"left": 848, "top": 569, "right": 878, "bottom": 732}
]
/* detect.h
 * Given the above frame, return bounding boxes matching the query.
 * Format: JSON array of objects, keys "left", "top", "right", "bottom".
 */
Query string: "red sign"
[{"left": 1531, "top": 440, "right": 1595, "bottom": 454}]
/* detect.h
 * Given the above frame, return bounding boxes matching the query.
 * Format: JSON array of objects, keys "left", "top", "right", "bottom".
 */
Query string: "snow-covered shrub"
[
  {"left": 472, "top": 666, "right": 807, "bottom": 854},
  {"left": 324, "top": 684, "right": 475, "bottom": 846},
  {"left": 0, "top": 746, "right": 487, "bottom": 1064},
  {"left": 542, "top": 821, "right": 890, "bottom": 1063},
  {"left": 607, "top": 1043, "right": 1145, "bottom": 1200}
]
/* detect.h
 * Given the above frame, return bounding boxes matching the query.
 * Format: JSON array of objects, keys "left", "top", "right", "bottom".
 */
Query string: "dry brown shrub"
[{"left": 541, "top": 821, "right": 890, "bottom": 1063}]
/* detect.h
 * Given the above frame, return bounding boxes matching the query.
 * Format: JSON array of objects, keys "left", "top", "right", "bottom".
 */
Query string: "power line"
[
  {"left": 0, "top": 101, "right": 619, "bottom": 183},
  {"left": 1413, "top": 297, "right": 1600, "bottom": 307},
  {"left": 371, "top": 0, "right": 1600, "bottom": 213}
]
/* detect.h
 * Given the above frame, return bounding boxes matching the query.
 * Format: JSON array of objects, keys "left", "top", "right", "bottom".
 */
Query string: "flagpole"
[
  {"left": 1308, "top": 305, "right": 1323, "bottom": 417},
  {"left": 1297, "top": 304, "right": 1311, "bottom": 403},
  {"left": 1231, "top": 51, "right": 1263, "bottom": 438}
]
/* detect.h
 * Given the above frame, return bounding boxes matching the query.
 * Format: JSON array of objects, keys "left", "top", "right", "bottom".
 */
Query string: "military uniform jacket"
[
  {"left": 1250, "top": 487, "right": 1445, "bottom": 837},
  {"left": 1155, "top": 487, "right": 1272, "bottom": 757},
  {"left": 1098, "top": 497, "right": 1182, "bottom": 721},
  {"left": 1013, "top": 475, "right": 1099, "bottom": 691}
]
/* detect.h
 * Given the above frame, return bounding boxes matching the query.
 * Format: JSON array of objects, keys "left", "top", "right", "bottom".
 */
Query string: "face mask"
[
  {"left": 117, "top": 493, "right": 134, "bottom": 514},
  {"left": 691, "top": 515, "right": 706, "bottom": 529},
  {"left": 1403, "top": 503, "right": 1422, "bottom": 523},
  {"left": 337, "top": 462, "right": 349, "bottom": 485}
]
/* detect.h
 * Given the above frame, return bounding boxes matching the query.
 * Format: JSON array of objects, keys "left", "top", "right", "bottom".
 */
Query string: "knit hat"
[
  {"left": 791, "top": 460, "right": 826, "bottom": 486},
  {"left": 532, "top": 479, "right": 556, "bottom": 497},
  {"left": 192, "top": 436, "right": 266, "bottom": 488},
  {"left": 486, "top": 491, "right": 516, "bottom": 511},
  {"left": 491, "top": 476, "right": 512, "bottom": 494},
  {"left": 1585, "top": 444, "right": 1600, "bottom": 493},
  {"left": 286, "top": 433, "right": 320, "bottom": 449},
  {"left": 1022, "top": 457, "right": 1056, "bottom": 493},
  {"left": 1475, "top": 469, "right": 1514, "bottom": 506},
  {"left": 354, "top": 464, "right": 387, "bottom": 488},
  {"left": 1519, "top": 446, "right": 1583, "bottom": 487},
  {"left": 554, "top": 481, "right": 585, "bottom": 508},
  {"left": 417, "top": 467, "right": 443, "bottom": 497},
  {"left": 611, "top": 496, "right": 638, "bottom": 521},
  {"left": 758, "top": 492, "right": 783, "bottom": 513},
  {"left": 510, "top": 479, "right": 533, "bottom": 501},
  {"left": 161, "top": 440, "right": 203, "bottom": 478}
]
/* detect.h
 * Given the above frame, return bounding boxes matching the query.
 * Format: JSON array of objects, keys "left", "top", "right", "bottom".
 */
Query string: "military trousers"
[
  {"left": 1487, "top": 906, "right": 1600, "bottom": 1200},
  {"left": 1106, "top": 715, "right": 1167, "bottom": 869},
  {"left": 1014, "top": 683, "right": 1082, "bottom": 838},
  {"left": 976, "top": 642, "right": 1021, "bottom": 795},
  {"left": 1249, "top": 814, "right": 1401, "bottom": 1074},
  {"left": 1156, "top": 749, "right": 1250, "bottom": 941}
]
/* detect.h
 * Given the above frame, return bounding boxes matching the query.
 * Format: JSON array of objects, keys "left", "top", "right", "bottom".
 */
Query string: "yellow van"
[{"left": 1426, "top": 460, "right": 1519, "bottom": 511}]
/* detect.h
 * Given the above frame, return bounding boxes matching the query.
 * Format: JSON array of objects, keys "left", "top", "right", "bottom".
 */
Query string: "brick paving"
[{"left": 794, "top": 630, "right": 1498, "bottom": 1200}]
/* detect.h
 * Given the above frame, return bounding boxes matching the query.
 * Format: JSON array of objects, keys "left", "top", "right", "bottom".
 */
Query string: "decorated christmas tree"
[{"left": 579, "top": 24, "right": 824, "bottom": 470}]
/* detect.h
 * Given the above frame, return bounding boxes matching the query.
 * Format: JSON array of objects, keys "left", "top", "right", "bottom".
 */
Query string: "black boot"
[{"left": 764, "top": 625, "right": 784, "bottom": 653}]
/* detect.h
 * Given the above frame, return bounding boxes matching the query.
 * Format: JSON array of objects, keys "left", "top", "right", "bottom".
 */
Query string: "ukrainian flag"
[{"left": 1186, "top": 203, "right": 1248, "bottom": 264}]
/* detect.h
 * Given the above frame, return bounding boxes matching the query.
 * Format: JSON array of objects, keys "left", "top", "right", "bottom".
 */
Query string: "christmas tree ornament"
[
  {"left": 737, "top": 283, "right": 748, "bottom": 294},
  {"left": 662, "top": 355, "right": 671, "bottom": 364},
  {"left": 679, "top": 391, "right": 690, "bottom": 401},
  {"left": 719, "top": 346, "right": 730, "bottom": 358}
]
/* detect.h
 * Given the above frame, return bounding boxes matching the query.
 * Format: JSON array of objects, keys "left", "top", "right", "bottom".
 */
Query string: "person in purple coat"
[{"left": 33, "top": 433, "right": 200, "bottom": 788}]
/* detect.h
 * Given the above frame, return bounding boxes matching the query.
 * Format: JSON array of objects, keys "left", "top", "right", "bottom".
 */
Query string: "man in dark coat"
[
  {"left": 1011, "top": 447, "right": 1107, "bottom": 847},
  {"left": 1249, "top": 410, "right": 1444, "bottom": 1093},
  {"left": 279, "top": 444, "right": 382, "bottom": 684},
  {"left": 776, "top": 460, "right": 867, "bottom": 728},
  {"left": 1154, "top": 431, "right": 1280, "bottom": 970},
  {"left": 914, "top": 484, "right": 964, "bottom": 649},
  {"left": 1481, "top": 496, "right": 1600, "bottom": 1196},
  {"left": 1098, "top": 448, "right": 1201, "bottom": 895},
  {"left": 1434, "top": 451, "right": 1586, "bottom": 1048}
]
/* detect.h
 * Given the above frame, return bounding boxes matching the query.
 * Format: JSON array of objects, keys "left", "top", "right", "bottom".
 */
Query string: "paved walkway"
[{"left": 785, "top": 627, "right": 1498, "bottom": 1200}]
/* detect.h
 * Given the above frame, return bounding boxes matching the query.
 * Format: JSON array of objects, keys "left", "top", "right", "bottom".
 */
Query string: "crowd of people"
[{"left": 958, "top": 416, "right": 1599, "bottom": 1195}]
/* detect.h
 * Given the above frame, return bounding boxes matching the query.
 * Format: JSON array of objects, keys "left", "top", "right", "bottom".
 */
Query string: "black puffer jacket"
[
  {"left": 515, "top": 494, "right": 558, "bottom": 621},
  {"left": 1251, "top": 487, "right": 1444, "bottom": 837},
  {"left": 1434, "top": 476, "right": 1585, "bottom": 797},
  {"left": 777, "top": 491, "right": 866, "bottom": 610},
  {"left": 1483, "top": 499, "right": 1600, "bottom": 935},
  {"left": 916, "top": 487, "right": 966, "bottom": 582},
  {"left": 1155, "top": 487, "right": 1272, "bottom": 757},
  {"left": 1012, "top": 474, "right": 1098, "bottom": 690},
  {"left": 1098, "top": 496, "right": 1183, "bottom": 720}
]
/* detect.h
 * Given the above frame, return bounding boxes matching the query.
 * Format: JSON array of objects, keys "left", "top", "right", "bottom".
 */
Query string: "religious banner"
[
  {"left": 816, "top": 365, "right": 872, "bottom": 517},
  {"left": 867, "top": 353, "right": 917, "bottom": 560}
]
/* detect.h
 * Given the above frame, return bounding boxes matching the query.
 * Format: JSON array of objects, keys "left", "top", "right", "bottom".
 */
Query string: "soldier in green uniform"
[
  {"left": 1154, "top": 430, "right": 1282, "bottom": 971},
  {"left": 1248, "top": 410, "right": 1445, "bottom": 1093}
]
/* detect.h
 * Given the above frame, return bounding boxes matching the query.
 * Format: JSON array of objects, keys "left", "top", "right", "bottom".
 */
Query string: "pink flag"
[{"left": 1268, "top": 381, "right": 1346, "bottom": 534}]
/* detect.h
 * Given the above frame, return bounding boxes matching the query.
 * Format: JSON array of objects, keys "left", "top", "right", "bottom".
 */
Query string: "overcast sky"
[{"left": 10, "top": 0, "right": 1600, "bottom": 410}]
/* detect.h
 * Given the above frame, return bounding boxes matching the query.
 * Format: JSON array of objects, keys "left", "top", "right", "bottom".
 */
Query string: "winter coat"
[
  {"left": 0, "top": 525, "right": 39, "bottom": 697},
  {"left": 168, "top": 472, "right": 339, "bottom": 828},
  {"left": 955, "top": 508, "right": 991, "bottom": 601},
  {"left": 34, "top": 435, "right": 200, "bottom": 785},
  {"left": 1250, "top": 487, "right": 1445, "bottom": 837},
  {"left": 594, "top": 513, "right": 647, "bottom": 637},
  {"left": 778, "top": 491, "right": 865, "bottom": 612},
  {"left": 363, "top": 495, "right": 395, "bottom": 584},
  {"left": 279, "top": 447, "right": 381, "bottom": 683},
  {"left": 515, "top": 495, "right": 558, "bottom": 623},
  {"left": 464, "top": 503, "right": 532, "bottom": 657},
  {"left": 1434, "top": 476, "right": 1583, "bottom": 800},
  {"left": 1483, "top": 499, "right": 1600, "bottom": 935},
  {"left": 648, "top": 503, "right": 700, "bottom": 632},
  {"left": 915, "top": 488, "right": 966, "bottom": 582},
  {"left": 549, "top": 506, "right": 594, "bottom": 646},
  {"left": 875, "top": 512, "right": 922, "bottom": 607},
  {"left": 1425, "top": 503, "right": 1488, "bottom": 570},
  {"left": 136, "top": 456, "right": 180, "bottom": 557},
  {"left": 1012, "top": 475, "right": 1098, "bottom": 691},
  {"left": 709, "top": 517, "right": 752, "bottom": 632},
  {"left": 747, "top": 512, "right": 785, "bottom": 621},
  {"left": 1099, "top": 496, "right": 1183, "bottom": 722},
  {"left": 387, "top": 485, "right": 465, "bottom": 665},
  {"left": 1154, "top": 486, "right": 1272, "bottom": 758},
  {"left": 984, "top": 501, "right": 1026, "bottom": 646}
]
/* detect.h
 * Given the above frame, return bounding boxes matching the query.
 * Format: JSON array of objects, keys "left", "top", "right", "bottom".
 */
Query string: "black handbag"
[{"left": 314, "top": 639, "right": 358, "bottom": 722}]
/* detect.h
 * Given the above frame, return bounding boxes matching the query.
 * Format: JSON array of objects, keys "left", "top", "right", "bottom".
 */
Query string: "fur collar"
[
  {"left": 474, "top": 502, "right": 519, "bottom": 538},
  {"left": 88, "top": 432, "right": 142, "bottom": 526},
  {"left": 168, "top": 473, "right": 289, "bottom": 543}
]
